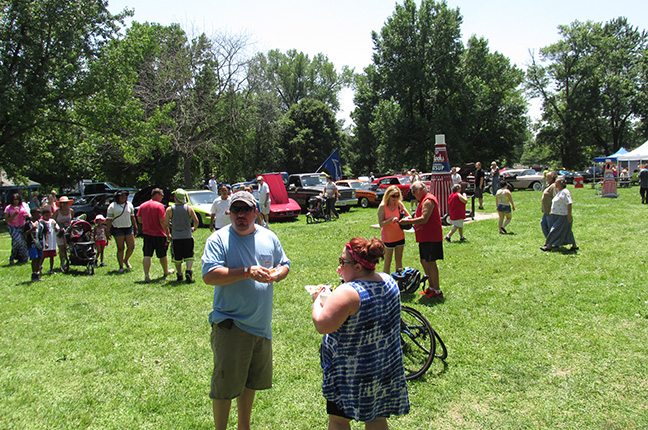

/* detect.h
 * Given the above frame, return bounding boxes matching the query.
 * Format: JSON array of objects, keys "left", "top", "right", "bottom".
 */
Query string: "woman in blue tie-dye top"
[{"left": 311, "top": 237, "right": 409, "bottom": 429}]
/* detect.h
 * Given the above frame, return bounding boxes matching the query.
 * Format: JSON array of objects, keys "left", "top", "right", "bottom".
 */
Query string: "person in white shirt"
[
  {"left": 409, "top": 169, "right": 421, "bottom": 211},
  {"left": 208, "top": 175, "right": 218, "bottom": 193},
  {"left": 451, "top": 167, "right": 462, "bottom": 186},
  {"left": 257, "top": 176, "right": 271, "bottom": 226},
  {"left": 210, "top": 185, "right": 231, "bottom": 231},
  {"left": 541, "top": 178, "right": 578, "bottom": 252},
  {"left": 322, "top": 175, "right": 340, "bottom": 219}
]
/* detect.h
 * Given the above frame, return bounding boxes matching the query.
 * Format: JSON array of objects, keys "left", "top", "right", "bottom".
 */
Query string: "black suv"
[{"left": 83, "top": 182, "right": 137, "bottom": 197}]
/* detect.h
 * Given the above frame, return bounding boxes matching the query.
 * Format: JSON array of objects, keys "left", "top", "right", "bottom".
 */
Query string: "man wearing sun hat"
[
  {"left": 202, "top": 190, "right": 290, "bottom": 430},
  {"left": 165, "top": 189, "right": 199, "bottom": 283}
]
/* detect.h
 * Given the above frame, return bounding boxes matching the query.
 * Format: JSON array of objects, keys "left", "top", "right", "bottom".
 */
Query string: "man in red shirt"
[
  {"left": 137, "top": 188, "right": 173, "bottom": 282},
  {"left": 399, "top": 181, "right": 444, "bottom": 298}
]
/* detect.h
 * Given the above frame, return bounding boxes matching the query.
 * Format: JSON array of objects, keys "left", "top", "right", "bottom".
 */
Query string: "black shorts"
[
  {"left": 171, "top": 238, "right": 194, "bottom": 262},
  {"left": 474, "top": 187, "right": 483, "bottom": 198},
  {"left": 384, "top": 238, "right": 405, "bottom": 249},
  {"left": 142, "top": 234, "right": 168, "bottom": 258},
  {"left": 327, "top": 401, "right": 353, "bottom": 420},
  {"left": 419, "top": 241, "right": 443, "bottom": 262}
]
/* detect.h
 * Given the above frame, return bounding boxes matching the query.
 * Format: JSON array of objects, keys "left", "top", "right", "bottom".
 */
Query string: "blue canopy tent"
[{"left": 594, "top": 147, "right": 629, "bottom": 162}]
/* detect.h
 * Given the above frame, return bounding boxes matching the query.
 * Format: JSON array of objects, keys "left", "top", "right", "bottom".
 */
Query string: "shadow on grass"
[
  {"left": 400, "top": 293, "right": 445, "bottom": 308},
  {"left": 60, "top": 268, "right": 96, "bottom": 276},
  {"left": 408, "top": 359, "right": 449, "bottom": 383}
]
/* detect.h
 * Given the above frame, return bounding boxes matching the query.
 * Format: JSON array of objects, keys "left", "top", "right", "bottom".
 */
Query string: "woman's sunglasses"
[{"left": 339, "top": 257, "right": 355, "bottom": 266}]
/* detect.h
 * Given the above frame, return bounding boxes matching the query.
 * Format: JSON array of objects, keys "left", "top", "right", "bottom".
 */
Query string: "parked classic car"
[
  {"left": 259, "top": 172, "right": 301, "bottom": 220},
  {"left": 558, "top": 170, "right": 576, "bottom": 184},
  {"left": 176, "top": 190, "right": 218, "bottom": 227},
  {"left": 287, "top": 173, "right": 357, "bottom": 212},
  {"left": 70, "top": 194, "right": 110, "bottom": 221},
  {"left": 336, "top": 179, "right": 385, "bottom": 208},
  {"left": 371, "top": 175, "right": 415, "bottom": 200},
  {"left": 500, "top": 169, "right": 544, "bottom": 191},
  {"left": 576, "top": 166, "right": 603, "bottom": 183}
]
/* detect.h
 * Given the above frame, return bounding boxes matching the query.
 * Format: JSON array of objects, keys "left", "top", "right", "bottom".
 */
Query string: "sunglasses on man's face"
[{"left": 230, "top": 205, "right": 254, "bottom": 214}]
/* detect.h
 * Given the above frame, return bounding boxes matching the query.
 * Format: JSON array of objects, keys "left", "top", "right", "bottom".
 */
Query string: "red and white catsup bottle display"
[{"left": 429, "top": 134, "right": 453, "bottom": 217}]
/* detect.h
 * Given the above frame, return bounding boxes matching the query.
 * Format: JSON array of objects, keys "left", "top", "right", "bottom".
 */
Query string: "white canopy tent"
[{"left": 617, "top": 140, "right": 648, "bottom": 174}]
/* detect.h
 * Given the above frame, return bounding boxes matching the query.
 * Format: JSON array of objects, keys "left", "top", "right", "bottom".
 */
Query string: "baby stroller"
[
  {"left": 62, "top": 219, "right": 97, "bottom": 275},
  {"left": 306, "top": 195, "right": 330, "bottom": 224}
]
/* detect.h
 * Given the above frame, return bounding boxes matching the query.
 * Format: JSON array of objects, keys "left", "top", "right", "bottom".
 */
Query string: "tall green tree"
[
  {"left": 367, "top": 0, "right": 464, "bottom": 170},
  {"left": 278, "top": 98, "right": 342, "bottom": 172},
  {"left": 246, "top": 49, "right": 352, "bottom": 174},
  {"left": 81, "top": 22, "right": 252, "bottom": 187},
  {"left": 354, "top": 0, "right": 527, "bottom": 173},
  {"left": 461, "top": 36, "right": 528, "bottom": 165},
  {"left": 591, "top": 18, "right": 648, "bottom": 154},
  {"left": 527, "top": 18, "right": 647, "bottom": 168},
  {"left": 0, "top": 0, "right": 128, "bottom": 178},
  {"left": 249, "top": 49, "right": 352, "bottom": 114}
]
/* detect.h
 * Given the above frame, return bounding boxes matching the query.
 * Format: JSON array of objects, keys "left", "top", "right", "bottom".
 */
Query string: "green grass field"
[{"left": 1, "top": 184, "right": 647, "bottom": 429}]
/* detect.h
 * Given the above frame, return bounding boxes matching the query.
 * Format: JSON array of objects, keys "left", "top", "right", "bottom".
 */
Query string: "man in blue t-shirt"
[{"left": 202, "top": 190, "right": 290, "bottom": 430}]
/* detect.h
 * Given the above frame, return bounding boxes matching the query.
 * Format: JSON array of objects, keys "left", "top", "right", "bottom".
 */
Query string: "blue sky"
[{"left": 107, "top": 0, "right": 646, "bottom": 123}]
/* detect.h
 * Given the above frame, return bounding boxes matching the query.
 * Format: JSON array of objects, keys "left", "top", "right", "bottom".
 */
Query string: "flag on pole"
[{"left": 317, "top": 149, "right": 342, "bottom": 181}]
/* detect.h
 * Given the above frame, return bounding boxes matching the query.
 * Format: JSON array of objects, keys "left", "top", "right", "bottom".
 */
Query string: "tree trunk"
[{"left": 183, "top": 153, "right": 193, "bottom": 188}]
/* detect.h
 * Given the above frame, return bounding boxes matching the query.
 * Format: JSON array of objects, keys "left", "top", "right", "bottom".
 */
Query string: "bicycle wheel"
[
  {"left": 400, "top": 305, "right": 435, "bottom": 380},
  {"left": 433, "top": 328, "right": 448, "bottom": 360}
]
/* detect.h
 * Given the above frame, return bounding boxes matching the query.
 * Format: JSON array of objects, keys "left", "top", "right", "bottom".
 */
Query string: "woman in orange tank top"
[{"left": 377, "top": 186, "right": 410, "bottom": 273}]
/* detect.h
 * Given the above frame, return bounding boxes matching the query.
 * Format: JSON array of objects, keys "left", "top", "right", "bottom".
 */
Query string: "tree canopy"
[
  {"left": 526, "top": 18, "right": 648, "bottom": 169},
  {"left": 351, "top": 0, "right": 527, "bottom": 173},
  {"left": 3, "top": 0, "right": 648, "bottom": 190},
  {"left": 0, "top": 0, "right": 128, "bottom": 176}
]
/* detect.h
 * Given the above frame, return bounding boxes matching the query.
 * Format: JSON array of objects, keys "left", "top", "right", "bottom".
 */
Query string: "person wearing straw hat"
[
  {"left": 166, "top": 189, "right": 199, "bottom": 283},
  {"left": 53, "top": 196, "right": 74, "bottom": 272}
]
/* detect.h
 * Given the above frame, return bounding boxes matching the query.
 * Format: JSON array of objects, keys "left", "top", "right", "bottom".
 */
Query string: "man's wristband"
[{"left": 244, "top": 266, "right": 250, "bottom": 278}]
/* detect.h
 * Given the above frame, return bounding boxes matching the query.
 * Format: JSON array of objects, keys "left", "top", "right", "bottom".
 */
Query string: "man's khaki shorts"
[{"left": 209, "top": 320, "right": 272, "bottom": 400}]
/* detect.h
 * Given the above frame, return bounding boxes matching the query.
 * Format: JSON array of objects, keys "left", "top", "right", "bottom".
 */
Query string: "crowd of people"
[{"left": 0, "top": 164, "right": 599, "bottom": 429}]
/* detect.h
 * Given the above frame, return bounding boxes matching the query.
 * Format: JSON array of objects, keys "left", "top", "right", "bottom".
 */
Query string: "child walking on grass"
[
  {"left": 38, "top": 205, "right": 59, "bottom": 274},
  {"left": 93, "top": 215, "right": 109, "bottom": 267},
  {"left": 445, "top": 184, "right": 468, "bottom": 242},
  {"left": 26, "top": 208, "right": 43, "bottom": 282}
]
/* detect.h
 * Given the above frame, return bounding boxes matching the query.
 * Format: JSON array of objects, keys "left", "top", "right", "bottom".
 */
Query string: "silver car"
[{"left": 500, "top": 169, "right": 544, "bottom": 191}]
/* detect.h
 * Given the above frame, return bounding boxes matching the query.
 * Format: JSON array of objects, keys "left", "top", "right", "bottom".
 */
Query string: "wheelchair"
[{"left": 400, "top": 305, "right": 447, "bottom": 380}]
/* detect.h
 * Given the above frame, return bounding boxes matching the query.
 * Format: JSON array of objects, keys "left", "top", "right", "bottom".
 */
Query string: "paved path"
[{"left": 370, "top": 210, "right": 499, "bottom": 230}]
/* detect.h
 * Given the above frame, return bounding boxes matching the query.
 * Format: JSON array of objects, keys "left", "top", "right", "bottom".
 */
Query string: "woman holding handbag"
[{"left": 105, "top": 190, "right": 138, "bottom": 273}]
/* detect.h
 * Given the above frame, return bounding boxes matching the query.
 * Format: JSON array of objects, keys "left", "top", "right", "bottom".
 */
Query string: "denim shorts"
[
  {"left": 29, "top": 246, "right": 42, "bottom": 260},
  {"left": 497, "top": 204, "right": 511, "bottom": 213}
]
